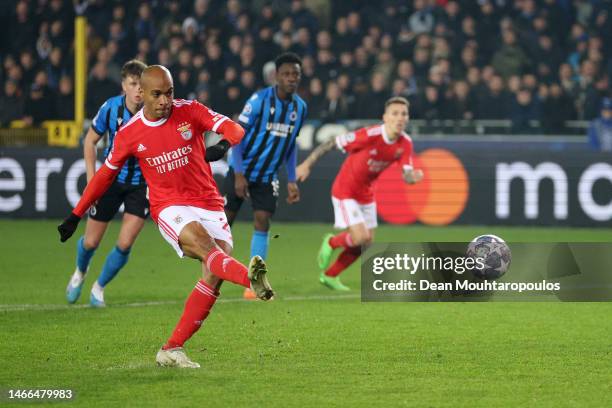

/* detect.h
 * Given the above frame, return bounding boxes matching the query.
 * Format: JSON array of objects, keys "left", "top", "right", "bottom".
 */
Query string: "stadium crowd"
[{"left": 0, "top": 0, "right": 610, "bottom": 134}]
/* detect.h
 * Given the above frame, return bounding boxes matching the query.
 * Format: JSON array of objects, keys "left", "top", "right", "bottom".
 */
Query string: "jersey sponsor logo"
[
  {"left": 137, "top": 143, "right": 147, "bottom": 152},
  {"left": 177, "top": 122, "right": 193, "bottom": 141},
  {"left": 145, "top": 145, "right": 193, "bottom": 174},
  {"left": 367, "top": 158, "right": 392, "bottom": 173},
  {"left": 266, "top": 122, "right": 295, "bottom": 138}
]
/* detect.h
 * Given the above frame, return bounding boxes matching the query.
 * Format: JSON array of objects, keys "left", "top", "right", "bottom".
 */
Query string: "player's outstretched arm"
[
  {"left": 57, "top": 165, "right": 118, "bottom": 242},
  {"left": 296, "top": 137, "right": 337, "bottom": 182},
  {"left": 403, "top": 167, "right": 424, "bottom": 184},
  {"left": 205, "top": 120, "right": 245, "bottom": 162}
]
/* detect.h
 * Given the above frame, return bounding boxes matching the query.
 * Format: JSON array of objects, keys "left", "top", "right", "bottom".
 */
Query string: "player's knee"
[
  {"left": 253, "top": 214, "right": 270, "bottom": 231},
  {"left": 83, "top": 236, "right": 101, "bottom": 250},
  {"left": 350, "top": 230, "right": 371, "bottom": 246}
]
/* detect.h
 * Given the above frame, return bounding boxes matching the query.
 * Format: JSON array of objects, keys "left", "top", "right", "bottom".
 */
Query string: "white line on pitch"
[{"left": 0, "top": 293, "right": 360, "bottom": 313}]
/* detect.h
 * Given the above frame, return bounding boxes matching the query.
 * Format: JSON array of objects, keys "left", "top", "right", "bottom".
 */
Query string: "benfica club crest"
[
  {"left": 395, "top": 148, "right": 404, "bottom": 159},
  {"left": 177, "top": 122, "right": 192, "bottom": 140}
]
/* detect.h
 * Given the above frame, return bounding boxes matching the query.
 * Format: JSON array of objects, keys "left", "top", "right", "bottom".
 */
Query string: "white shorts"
[
  {"left": 331, "top": 197, "right": 378, "bottom": 229},
  {"left": 157, "top": 205, "right": 233, "bottom": 258}
]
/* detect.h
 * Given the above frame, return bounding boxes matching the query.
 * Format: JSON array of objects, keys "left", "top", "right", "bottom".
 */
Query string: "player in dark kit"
[
  {"left": 65, "top": 60, "right": 148, "bottom": 307},
  {"left": 224, "top": 52, "right": 308, "bottom": 299},
  {"left": 296, "top": 97, "right": 424, "bottom": 290},
  {"left": 58, "top": 65, "right": 274, "bottom": 368}
]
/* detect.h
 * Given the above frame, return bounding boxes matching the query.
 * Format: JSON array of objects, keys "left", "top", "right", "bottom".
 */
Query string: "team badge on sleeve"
[{"left": 177, "top": 122, "right": 193, "bottom": 141}]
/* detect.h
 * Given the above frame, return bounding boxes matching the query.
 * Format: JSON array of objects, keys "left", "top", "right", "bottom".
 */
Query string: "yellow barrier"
[
  {"left": 4, "top": 121, "right": 82, "bottom": 147},
  {"left": 44, "top": 121, "right": 82, "bottom": 147}
]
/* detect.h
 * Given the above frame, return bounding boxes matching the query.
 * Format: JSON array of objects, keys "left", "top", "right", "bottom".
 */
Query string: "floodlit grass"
[{"left": 0, "top": 220, "right": 610, "bottom": 407}]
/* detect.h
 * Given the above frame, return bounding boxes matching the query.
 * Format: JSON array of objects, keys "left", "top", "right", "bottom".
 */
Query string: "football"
[{"left": 466, "top": 235, "right": 512, "bottom": 280}]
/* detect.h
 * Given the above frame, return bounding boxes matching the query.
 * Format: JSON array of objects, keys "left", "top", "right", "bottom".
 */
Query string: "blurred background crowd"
[{"left": 0, "top": 0, "right": 611, "bottom": 135}]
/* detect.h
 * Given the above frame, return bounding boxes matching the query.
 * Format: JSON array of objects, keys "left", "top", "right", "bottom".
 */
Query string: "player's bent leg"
[
  {"left": 347, "top": 223, "right": 370, "bottom": 247},
  {"left": 66, "top": 218, "right": 109, "bottom": 304},
  {"left": 180, "top": 221, "right": 252, "bottom": 288},
  {"left": 91, "top": 214, "right": 146, "bottom": 307},
  {"left": 245, "top": 210, "right": 272, "bottom": 300}
]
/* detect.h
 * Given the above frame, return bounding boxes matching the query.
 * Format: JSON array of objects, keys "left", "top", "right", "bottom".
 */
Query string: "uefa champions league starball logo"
[{"left": 466, "top": 234, "right": 512, "bottom": 280}]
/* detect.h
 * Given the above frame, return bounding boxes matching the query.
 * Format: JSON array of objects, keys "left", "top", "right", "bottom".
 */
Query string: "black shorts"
[
  {"left": 88, "top": 181, "right": 149, "bottom": 222},
  {"left": 223, "top": 168, "right": 279, "bottom": 214}
]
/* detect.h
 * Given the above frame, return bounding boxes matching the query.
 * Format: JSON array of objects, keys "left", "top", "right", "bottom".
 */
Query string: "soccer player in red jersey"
[
  {"left": 296, "top": 97, "right": 423, "bottom": 290},
  {"left": 57, "top": 66, "right": 274, "bottom": 368}
]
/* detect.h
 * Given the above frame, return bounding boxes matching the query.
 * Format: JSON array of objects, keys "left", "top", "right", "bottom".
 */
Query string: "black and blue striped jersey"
[
  {"left": 230, "top": 86, "right": 307, "bottom": 183},
  {"left": 91, "top": 95, "right": 144, "bottom": 185}
]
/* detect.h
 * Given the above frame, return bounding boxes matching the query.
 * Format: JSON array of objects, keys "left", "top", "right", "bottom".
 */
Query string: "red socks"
[
  {"left": 329, "top": 231, "right": 353, "bottom": 249},
  {"left": 163, "top": 280, "right": 218, "bottom": 350},
  {"left": 325, "top": 246, "right": 362, "bottom": 277},
  {"left": 204, "top": 248, "right": 250, "bottom": 288}
]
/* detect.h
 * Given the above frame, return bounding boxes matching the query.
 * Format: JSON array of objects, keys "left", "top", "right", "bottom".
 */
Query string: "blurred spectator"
[
  {"left": 492, "top": 29, "right": 531, "bottom": 79},
  {"left": 134, "top": 3, "right": 156, "bottom": 43},
  {"left": 318, "top": 81, "right": 349, "bottom": 122},
  {"left": 0, "top": 80, "right": 24, "bottom": 126},
  {"left": 22, "top": 83, "right": 54, "bottom": 126},
  {"left": 511, "top": 88, "right": 539, "bottom": 134},
  {"left": 445, "top": 81, "right": 475, "bottom": 120},
  {"left": 477, "top": 75, "right": 510, "bottom": 119},
  {"left": 55, "top": 76, "right": 74, "bottom": 120},
  {"left": 46, "top": 47, "right": 68, "bottom": 90},
  {"left": 540, "top": 83, "right": 576, "bottom": 134},
  {"left": 86, "top": 63, "right": 117, "bottom": 117},
  {"left": 408, "top": 0, "right": 435, "bottom": 35},
  {"left": 8, "top": 1, "right": 36, "bottom": 56},
  {"left": 588, "top": 98, "right": 612, "bottom": 151}
]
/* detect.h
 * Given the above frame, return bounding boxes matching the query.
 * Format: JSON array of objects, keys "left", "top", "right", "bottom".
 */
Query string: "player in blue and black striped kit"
[
  {"left": 65, "top": 60, "right": 148, "bottom": 307},
  {"left": 224, "top": 53, "right": 307, "bottom": 299}
]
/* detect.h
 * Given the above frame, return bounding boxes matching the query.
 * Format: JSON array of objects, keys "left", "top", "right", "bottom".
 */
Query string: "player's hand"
[
  {"left": 296, "top": 163, "right": 311, "bottom": 182},
  {"left": 234, "top": 172, "right": 249, "bottom": 199},
  {"left": 403, "top": 168, "right": 424, "bottom": 184},
  {"left": 286, "top": 182, "right": 300, "bottom": 204},
  {"left": 57, "top": 213, "right": 81, "bottom": 242},
  {"left": 205, "top": 139, "right": 230, "bottom": 162}
]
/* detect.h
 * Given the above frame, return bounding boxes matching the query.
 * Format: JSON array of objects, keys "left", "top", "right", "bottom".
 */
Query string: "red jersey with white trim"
[
  {"left": 105, "top": 99, "right": 232, "bottom": 221},
  {"left": 332, "top": 124, "right": 414, "bottom": 203}
]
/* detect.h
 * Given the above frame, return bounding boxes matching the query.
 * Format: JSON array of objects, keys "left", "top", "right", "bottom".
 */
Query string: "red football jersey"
[
  {"left": 105, "top": 99, "right": 232, "bottom": 221},
  {"left": 332, "top": 124, "right": 414, "bottom": 203}
]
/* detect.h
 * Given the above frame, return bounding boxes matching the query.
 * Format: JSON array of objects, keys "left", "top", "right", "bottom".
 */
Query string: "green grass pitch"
[{"left": 0, "top": 220, "right": 611, "bottom": 407}]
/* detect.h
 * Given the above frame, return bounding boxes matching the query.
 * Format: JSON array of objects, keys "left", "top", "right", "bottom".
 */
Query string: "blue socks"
[
  {"left": 76, "top": 236, "right": 96, "bottom": 273},
  {"left": 97, "top": 246, "right": 131, "bottom": 288},
  {"left": 250, "top": 230, "right": 269, "bottom": 260}
]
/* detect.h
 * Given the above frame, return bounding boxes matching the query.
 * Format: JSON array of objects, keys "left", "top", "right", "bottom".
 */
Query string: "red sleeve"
[
  {"left": 399, "top": 137, "right": 414, "bottom": 171},
  {"left": 73, "top": 166, "right": 118, "bottom": 216},
  {"left": 216, "top": 119, "right": 245, "bottom": 145},
  {"left": 191, "top": 101, "right": 243, "bottom": 144},
  {"left": 335, "top": 127, "right": 371, "bottom": 153}
]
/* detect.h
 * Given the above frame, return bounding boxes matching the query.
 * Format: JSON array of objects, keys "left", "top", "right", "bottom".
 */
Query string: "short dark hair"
[
  {"left": 384, "top": 96, "right": 410, "bottom": 111},
  {"left": 274, "top": 52, "right": 302, "bottom": 71},
  {"left": 121, "top": 59, "right": 147, "bottom": 79}
]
